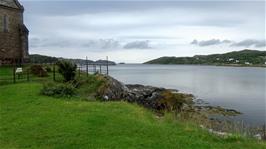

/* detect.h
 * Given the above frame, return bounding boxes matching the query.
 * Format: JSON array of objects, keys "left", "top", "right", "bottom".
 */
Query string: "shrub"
[
  {"left": 159, "top": 91, "right": 194, "bottom": 113},
  {"left": 30, "top": 65, "right": 48, "bottom": 77},
  {"left": 56, "top": 60, "right": 77, "bottom": 82},
  {"left": 41, "top": 82, "right": 77, "bottom": 98},
  {"left": 45, "top": 66, "right": 52, "bottom": 72}
]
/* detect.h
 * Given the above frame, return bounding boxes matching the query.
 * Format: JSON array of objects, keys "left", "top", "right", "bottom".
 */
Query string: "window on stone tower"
[{"left": 3, "top": 15, "right": 9, "bottom": 32}]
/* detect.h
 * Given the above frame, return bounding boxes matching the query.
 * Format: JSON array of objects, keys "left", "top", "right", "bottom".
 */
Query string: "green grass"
[
  {"left": 0, "top": 65, "right": 67, "bottom": 85},
  {"left": 0, "top": 82, "right": 265, "bottom": 149}
]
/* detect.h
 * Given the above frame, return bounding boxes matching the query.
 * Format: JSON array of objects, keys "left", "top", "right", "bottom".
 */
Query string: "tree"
[{"left": 56, "top": 60, "right": 77, "bottom": 82}]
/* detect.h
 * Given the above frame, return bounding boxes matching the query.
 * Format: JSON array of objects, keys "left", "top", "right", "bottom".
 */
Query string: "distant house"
[
  {"left": 228, "top": 58, "right": 234, "bottom": 61},
  {"left": 0, "top": 0, "right": 29, "bottom": 65},
  {"left": 245, "top": 62, "right": 250, "bottom": 65},
  {"left": 235, "top": 60, "right": 239, "bottom": 63}
]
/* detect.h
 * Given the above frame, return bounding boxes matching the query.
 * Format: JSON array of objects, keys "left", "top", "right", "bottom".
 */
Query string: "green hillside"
[
  {"left": 145, "top": 50, "right": 266, "bottom": 66},
  {"left": 29, "top": 54, "right": 116, "bottom": 65}
]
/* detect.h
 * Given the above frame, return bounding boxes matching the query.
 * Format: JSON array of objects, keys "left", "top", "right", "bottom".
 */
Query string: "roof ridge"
[{"left": 0, "top": 0, "right": 24, "bottom": 10}]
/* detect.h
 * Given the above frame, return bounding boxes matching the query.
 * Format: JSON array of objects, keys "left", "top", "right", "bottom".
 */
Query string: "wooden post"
[
  {"left": 100, "top": 65, "right": 102, "bottom": 74},
  {"left": 94, "top": 64, "right": 96, "bottom": 73},
  {"left": 78, "top": 67, "right": 81, "bottom": 77},
  {"left": 263, "top": 124, "right": 266, "bottom": 140},
  {"left": 27, "top": 68, "right": 29, "bottom": 82},
  {"left": 13, "top": 59, "right": 16, "bottom": 83},
  {"left": 86, "top": 56, "right": 88, "bottom": 77},
  {"left": 53, "top": 63, "right": 55, "bottom": 81},
  {"left": 106, "top": 56, "right": 109, "bottom": 75}
]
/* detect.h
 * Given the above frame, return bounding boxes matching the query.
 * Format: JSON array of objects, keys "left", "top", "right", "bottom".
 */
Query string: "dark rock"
[
  {"left": 96, "top": 75, "right": 241, "bottom": 123},
  {"left": 97, "top": 75, "right": 171, "bottom": 110}
]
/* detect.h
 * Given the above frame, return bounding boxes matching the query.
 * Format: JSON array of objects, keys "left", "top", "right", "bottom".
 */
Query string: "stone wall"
[{"left": 0, "top": 5, "right": 27, "bottom": 64}]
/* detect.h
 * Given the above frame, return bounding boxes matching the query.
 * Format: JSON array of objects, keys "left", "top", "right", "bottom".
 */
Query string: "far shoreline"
[{"left": 119, "top": 63, "right": 266, "bottom": 68}]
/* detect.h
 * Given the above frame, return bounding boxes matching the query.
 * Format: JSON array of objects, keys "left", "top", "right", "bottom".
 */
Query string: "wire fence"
[{"left": 0, "top": 62, "right": 109, "bottom": 85}]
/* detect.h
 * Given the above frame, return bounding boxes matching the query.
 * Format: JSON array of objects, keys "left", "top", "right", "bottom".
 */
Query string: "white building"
[{"left": 228, "top": 58, "right": 234, "bottom": 61}]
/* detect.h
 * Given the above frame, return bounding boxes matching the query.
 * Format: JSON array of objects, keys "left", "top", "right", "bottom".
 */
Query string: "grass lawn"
[
  {"left": 0, "top": 82, "right": 265, "bottom": 149},
  {"left": 0, "top": 65, "right": 65, "bottom": 85}
]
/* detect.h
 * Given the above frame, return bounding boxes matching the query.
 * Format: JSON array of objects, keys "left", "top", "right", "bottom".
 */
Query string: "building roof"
[{"left": 0, "top": 0, "right": 23, "bottom": 10}]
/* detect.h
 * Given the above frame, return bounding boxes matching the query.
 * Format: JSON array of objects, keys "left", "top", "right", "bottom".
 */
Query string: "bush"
[
  {"left": 45, "top": 66, "right": 52, "bottom": 72},
  {"left": 56, "top": 60, "right": 77, "bottom": 82},
  {"left": 30, "top": 65, "right": 48, "bottom": 77},
  {"left": 159, "top": 91, "right": 194, "bottom": 113},
  {"left": 41, "top": 82, "right": 77, "bottom": 98}
]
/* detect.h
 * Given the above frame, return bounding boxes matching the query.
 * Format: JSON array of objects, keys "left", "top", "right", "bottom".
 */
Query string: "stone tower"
[{"left": 0, "top": 0, "right": 29, "bottom": 65}]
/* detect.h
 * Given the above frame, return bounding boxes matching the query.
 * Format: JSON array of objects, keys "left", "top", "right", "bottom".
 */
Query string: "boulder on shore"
[{"left": 96, "top": 75, "right": 192, "bottom": 111}]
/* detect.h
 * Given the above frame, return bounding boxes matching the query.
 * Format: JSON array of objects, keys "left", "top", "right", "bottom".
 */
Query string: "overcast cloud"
[
  {"left": 191, "top": 39, "right": 232, "bottom": 47},
  {"left": 231, "top": 39, "right": 266, "bottom": 48},
  {"left": 20, "top": 0, "right": 265, "bottom": 63}
]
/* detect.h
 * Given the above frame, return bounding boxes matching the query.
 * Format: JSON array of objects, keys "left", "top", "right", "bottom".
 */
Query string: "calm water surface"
[{"left": 109, "top": 64, "right": 266, "bottom": 126}]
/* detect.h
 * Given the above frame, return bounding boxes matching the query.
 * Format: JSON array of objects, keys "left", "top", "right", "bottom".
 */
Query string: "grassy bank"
[{"left": 0, "top": 81, "right": 265, "bottom": 148}]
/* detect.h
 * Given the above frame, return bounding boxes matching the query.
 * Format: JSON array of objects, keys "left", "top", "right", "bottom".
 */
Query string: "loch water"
[{"left": 108, "top": 64, "right": 266, "bottom": 126}]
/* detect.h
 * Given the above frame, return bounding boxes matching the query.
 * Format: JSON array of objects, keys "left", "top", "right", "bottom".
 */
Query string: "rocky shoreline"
[
  {"left": 96, "top": 75, "right": 240, "bottom": 116},
  {"left": 97, "top": 75, "right": 193, "bottom": 111},
  {"left": 95, "top": 75, "right": 266, "bottom": 140}
]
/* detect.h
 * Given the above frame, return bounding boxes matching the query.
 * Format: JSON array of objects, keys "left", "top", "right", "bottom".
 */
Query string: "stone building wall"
[{"left": 0, "top": 4, "right": 28, "bottom": 65}]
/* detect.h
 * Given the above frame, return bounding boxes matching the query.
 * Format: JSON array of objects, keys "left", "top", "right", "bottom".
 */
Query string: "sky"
[{"left": 20, "top": 0, "right": 265, "bottom": 63}]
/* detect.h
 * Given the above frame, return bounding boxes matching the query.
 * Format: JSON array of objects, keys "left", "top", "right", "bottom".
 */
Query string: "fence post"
[
  {"left": 93, "top": 64, "right": 96, "bottom": 73},
  {"left": 86, "top": 56, "right": 88, "bottom": 77},
  {"left": 106, "top": 56, "right": 109, "bottom": 75},
  {"left": 263, "top": 124, "right": 266, "bottom": 140},
  {"left": 53, "top": 63, "right": 55, "bottom": 81},
  {"left": 78, "top": 66, "right": 81, "bottom": 77},
  {"left": 27, "top": 68, "right": 29, "bottom": 82},
  {"left": 13, "top": 59, "right": 16, "bottom": 83}
]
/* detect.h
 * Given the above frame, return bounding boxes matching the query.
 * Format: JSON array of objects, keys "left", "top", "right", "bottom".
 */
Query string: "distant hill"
[
  {"left": 30, "top": 54, "right": 58, "bottom": 64},
  {"left": 144, "top": 50, "right": 266, "bottom": 66},
  {"left": 95, "top": 60, "right": 116, "bottom": 65},
  {"left": 29, "top": 54, "right": 116, "bottom": 65}
]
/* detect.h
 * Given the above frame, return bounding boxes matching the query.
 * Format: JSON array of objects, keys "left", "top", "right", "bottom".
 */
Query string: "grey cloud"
[
  {"left": 222, "top": 40, "right": 232, "bottom": 43},
  {"left": 30, "top": 37, "right": 153, "bottom": 50},
  {"left": 191, "top": 39, "right": 266, "bottom": 48},
  {"left": 21, "top": 1, "right": 264, "bottom": 18},
  {"left": 191, "top": 39, "right": 232, "bottom": 47},
  {"left": 120, "top": 35, "right": 178, "bottom": 40},
  {"left": 30, "top": 37, "right": 121, "bottom": 50},
  {"left": 123, "top": 41, "right": 152, "bottom": 49},
  {"left": 191, "top": 39, "right": 198, "bottom": 45},
  {"left": 83, "top": 39, "right": 121, "bottom": 49},
  {"left": 30, "top": 37, "right": 72, "bottom": 48},
  {"left": 231, "top": 39, "right": 266, "bottom": 48}
]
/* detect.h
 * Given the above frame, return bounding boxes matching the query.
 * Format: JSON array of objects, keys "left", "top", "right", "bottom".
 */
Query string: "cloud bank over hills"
[{"left": 21, "top": 1, "right": 265, "bottom": 63}]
